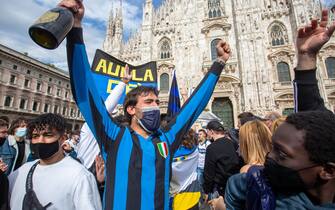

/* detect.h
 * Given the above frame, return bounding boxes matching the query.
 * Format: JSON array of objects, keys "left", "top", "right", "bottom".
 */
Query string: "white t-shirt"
[
  {"left": 9, "top": 156, "right": 102, "bottom": 210},
  {"left": 76, "top": 123, "right": 101, "bottom": 168},
  {"left": 76, "top": 82, "right": 126, "bottom": 168},
  {"left": 197, "top": 140, "right": 211, "bottom": 169}
]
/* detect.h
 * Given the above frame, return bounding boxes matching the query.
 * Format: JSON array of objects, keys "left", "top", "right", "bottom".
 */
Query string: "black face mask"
[
  {"left": 263, "top": 156, "right": 319, "bottom": 194},
  {"left": 30, "top": 141, "right": 60, "bottom": 160}
]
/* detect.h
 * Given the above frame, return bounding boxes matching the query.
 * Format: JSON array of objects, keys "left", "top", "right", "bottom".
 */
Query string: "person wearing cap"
[{"left": 203, "top": 120, "right": 240, "bottom": 202}]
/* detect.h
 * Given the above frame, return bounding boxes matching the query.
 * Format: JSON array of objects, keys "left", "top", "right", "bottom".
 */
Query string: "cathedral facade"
[{"left": 103, "top": 0, "right": 335, "bottom": 128}]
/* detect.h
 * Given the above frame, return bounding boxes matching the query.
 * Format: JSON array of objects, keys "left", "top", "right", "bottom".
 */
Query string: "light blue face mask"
[{"left": 15, "top": 127, "right": 27, "bottom": 138}]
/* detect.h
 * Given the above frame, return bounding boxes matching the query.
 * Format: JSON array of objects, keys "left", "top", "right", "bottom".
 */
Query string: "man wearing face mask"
[
  {"left": 224, "top": 10, "right": 335, "bottom": 210},
  {"left": 61, "top": 0, "right": 231, "bottom": 209},
  {"left": 8, "top": 113, "right": 101, "bottom": 210},
  {"left": 225, "top": 111, "right": 335, "bottom": 210},
  {"left": 6, "top": 117, "right": 31, "bottom": 174}
]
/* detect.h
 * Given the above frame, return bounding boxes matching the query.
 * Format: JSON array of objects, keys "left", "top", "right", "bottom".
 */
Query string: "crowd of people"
[{"left": 0, "top": 0, "right": 335, "bottom": 210}]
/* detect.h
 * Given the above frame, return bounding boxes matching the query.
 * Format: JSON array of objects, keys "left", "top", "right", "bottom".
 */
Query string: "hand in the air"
[
  {"left": 296, "top": 9, "right": 335, "bottom": 56},
  {"left": 58, "top": 0, "right": 85, "bottom": 27},
  {"left": 216, "top": 40, "right": 231, "bottom": 63},
  {"left": 122, "top": 64, "right": 132, "bottom": 84}
]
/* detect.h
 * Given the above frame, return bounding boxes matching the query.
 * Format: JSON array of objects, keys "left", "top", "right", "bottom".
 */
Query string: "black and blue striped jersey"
[{"left": 66, "top": 27, "right": 225, "bottom": 210}]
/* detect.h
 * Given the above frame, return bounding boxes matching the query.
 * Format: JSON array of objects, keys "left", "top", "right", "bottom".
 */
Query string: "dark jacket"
[
  {"left": 293, "top": 69, "right": 329, "bottom": 112},
  {"left": 0, "top": 171, "right": 9, "bottom": 210},
  {"left": 203, "top": 137, "right": 240, "bottom": 196},
  {"left": 225, "top": 172, "right": 335, "bottom": 210}
]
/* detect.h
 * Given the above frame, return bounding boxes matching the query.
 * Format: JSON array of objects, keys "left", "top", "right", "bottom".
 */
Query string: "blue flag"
[{"left": 167, "top": 70, "right": 181, "bottom": 117}]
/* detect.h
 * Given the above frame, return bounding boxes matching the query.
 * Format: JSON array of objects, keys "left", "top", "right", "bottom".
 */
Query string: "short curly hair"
[
  {"left": 286, "top": 111, "right": 335, "bottom": 164},
  {"left": 27, "top": 113, "right": 66, "bottom": 139}
]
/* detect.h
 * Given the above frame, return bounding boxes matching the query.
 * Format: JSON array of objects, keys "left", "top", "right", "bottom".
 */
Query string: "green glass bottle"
[{"left": 29, "top": 7, "right": 74, "bottom": 49}]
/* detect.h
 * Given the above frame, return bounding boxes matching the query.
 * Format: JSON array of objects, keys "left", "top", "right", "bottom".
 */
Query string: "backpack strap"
[
  {"left": 25, "top": 161, "right": 53, "bottom": 209},
  {"left": 25, "top": 161, "right": 40, "bottom": 192}
]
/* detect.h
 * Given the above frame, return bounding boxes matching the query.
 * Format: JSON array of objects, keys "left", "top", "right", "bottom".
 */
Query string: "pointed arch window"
[
  {"left": 212, "top": 97, "right": 234, "bottom": 129},
  {"left": 211, "top": 39, "right": 221, "bottom": 61},
  {"left": 325, "top": 57, "right": 335, "bottom": 78},
  {"left": 160, "top": 73, "right": 169, "bottom": 93},
  {"left": 217, "top": 10, "right": 221, "bottom": 17},
  {"left": 270, "top": 24, "right": 287, "bottom": 46},
  {"left": 213, "top": 10, "right": 217, "bottom": 17},
  {"left": 208, "top": 0, "right": 222, "bottom": 19},
  {"left": 277, "top": 62, "right": 291, "bottom": 82},
  {"left": 159, "top": 38, "right": 172, "bottom": 59}
]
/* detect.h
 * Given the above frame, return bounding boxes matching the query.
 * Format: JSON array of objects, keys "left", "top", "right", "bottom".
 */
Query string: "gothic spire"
[{"left": 117, "top": 0, "right": 123, "bottom": 18}]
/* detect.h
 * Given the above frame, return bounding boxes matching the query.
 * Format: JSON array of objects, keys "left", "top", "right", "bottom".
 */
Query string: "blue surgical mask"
[
  {"left": 137, "top": 107, "right": 161, "bottom": 133},
  {"left": 15, "top": 127, "right": 27, "bottom": 138}
]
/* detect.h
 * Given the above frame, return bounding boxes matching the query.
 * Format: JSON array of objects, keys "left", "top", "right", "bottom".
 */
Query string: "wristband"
[{"left": 216, "top": 57, "right": 226, "bottom": 66}]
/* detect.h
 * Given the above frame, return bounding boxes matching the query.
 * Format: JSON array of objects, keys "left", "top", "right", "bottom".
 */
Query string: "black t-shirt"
[{"left": 14, "top": 140, "right": 25, "bottom": 170}]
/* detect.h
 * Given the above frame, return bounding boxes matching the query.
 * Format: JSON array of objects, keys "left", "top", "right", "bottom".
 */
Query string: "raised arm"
[
  {"left": 164, "top": 41, "right": 231, "bottom": 153},
  {"left": 294, "top": 10, "right": 335, "bottom": 112},
  {"left": 105, "top": 65, "right": 131, "bottom": 113},
  {"left": 62, "top": 0, "right": 120, "bottom": 149},
  {"left": 77, "top": 77, "right": 128, "bottom": 164}
]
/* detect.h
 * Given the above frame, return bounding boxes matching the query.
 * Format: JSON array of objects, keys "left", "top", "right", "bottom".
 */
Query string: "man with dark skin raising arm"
[{"left": 222, "top": 10, "right": 335, "bottom": 210}]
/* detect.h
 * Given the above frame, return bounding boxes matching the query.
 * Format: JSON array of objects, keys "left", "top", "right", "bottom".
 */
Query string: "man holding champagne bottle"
[{"left": 60, "top": 0, "right": 232, "bottom": 209}]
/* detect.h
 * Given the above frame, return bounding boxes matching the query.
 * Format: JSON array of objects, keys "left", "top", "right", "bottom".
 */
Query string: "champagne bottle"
[{"left": 29, "top": 7, "right": 74, "bottom": 49}]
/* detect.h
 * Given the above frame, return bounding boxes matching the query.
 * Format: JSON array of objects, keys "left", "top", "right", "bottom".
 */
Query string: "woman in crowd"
[
  {"left": 270, "top": 116, "right": 286, "bottom": 134},
  {"left": 208, "top": 120, "right": 272, "bottom": 210},
  {"left": 6, "top": 117, "right": 31, "bottom": 173},
  {"left": 239, "top": 120, "right": 272, "bottom": 173}
]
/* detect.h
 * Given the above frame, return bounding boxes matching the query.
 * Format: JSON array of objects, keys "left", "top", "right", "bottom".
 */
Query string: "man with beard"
[{"left": 61, "top": 0, "right": 231, "bottom": 209}]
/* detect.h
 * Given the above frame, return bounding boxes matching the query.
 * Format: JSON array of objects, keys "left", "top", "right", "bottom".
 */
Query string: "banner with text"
[{"left": 91, "top": 49, "right": 158, "bottom": 104}]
